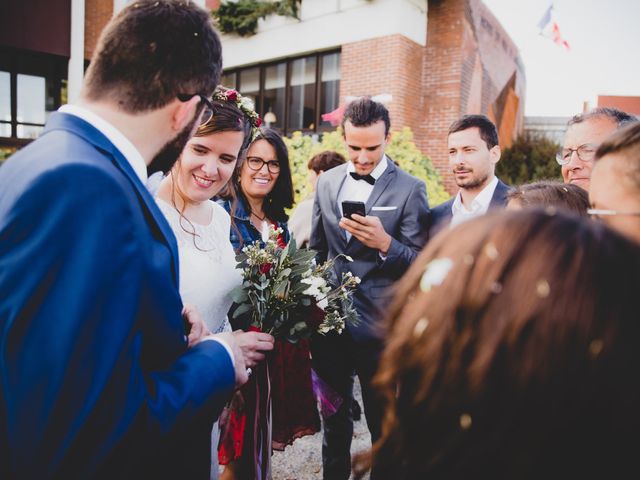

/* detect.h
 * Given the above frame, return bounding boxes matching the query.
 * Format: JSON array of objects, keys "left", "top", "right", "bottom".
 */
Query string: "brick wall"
[
  {"left": 418, "top": 0, "right": 525, "bottom": 196},
  {"left": 420, "top": 0, "right": 467, "bottom": 194},
  {"left": 84, "top": 0, "right": 113, "bottom": 60},
  {"left": 340, "top": 34, "right": 424, "bottom": 139}
]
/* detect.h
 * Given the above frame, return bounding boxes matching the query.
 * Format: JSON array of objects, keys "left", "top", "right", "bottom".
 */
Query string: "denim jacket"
[{"left": 218, "top": 196, "right": 290, "bottom": 253}]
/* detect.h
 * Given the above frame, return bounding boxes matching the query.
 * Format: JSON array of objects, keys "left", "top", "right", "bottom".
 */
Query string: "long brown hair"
[{"left": 355, "top": 210, "right": 640, "bottom": 479}]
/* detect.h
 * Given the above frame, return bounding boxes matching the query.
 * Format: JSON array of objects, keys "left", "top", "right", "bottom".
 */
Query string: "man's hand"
[
  {"left": 339, "top": 214, "right": 392, "bottom": 254},
  {"left": 233, "top": 330, "right": 275, "bottom": 367},
  {"left": 182, "top": 304, "right": 211, "bottom": 347},
  {"left": 200, "top": 331, "right": 250, "bottom": 386}
]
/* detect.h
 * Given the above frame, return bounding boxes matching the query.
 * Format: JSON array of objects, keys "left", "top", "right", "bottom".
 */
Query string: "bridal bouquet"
[{"left": 230, "top": 225, "right": 360, "bottom": 343}]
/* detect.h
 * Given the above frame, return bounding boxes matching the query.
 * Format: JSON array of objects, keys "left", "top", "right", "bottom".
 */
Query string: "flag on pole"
[
  {"left": 537, "top": 5, "right": 552, "bottom": 31},
  {"left": 537, "top": 4, "right": 571, "bottom": 51},
  {"left": 551, "top": 22, "right": 571, "bottom": 51}
]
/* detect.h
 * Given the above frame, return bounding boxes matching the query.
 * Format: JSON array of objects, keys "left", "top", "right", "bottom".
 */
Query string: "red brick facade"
[
  {"left": 341, "top": 0, "right": 525, "bottom": 195},
  {"left": 84, "top": 0, "right": 113, "bottom": 60},
  {"left": 340, "top": 35, "right": 424, "bottom": 141},
  {"left": 597, "top": 95, "right": 640, "bottom": 116}
]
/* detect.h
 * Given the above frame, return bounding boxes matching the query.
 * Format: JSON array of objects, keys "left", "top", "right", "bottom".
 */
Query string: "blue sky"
[{"left": 482, "top": 0, "right": 640, "bottom": 116}]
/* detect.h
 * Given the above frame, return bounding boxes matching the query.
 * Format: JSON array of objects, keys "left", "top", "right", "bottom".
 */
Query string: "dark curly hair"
[{"left": 341, "top": 97, "right": 391, "bottom": 136}]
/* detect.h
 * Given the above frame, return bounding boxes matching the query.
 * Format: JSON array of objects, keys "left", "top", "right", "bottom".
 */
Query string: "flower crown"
[{"left": 212, "top": 88, "right": 262, "bottom": 138}]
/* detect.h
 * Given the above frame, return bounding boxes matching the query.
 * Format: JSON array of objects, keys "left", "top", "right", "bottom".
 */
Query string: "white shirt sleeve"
[{"left": 201, "top": 337, "right": 235, "bottom": 369}]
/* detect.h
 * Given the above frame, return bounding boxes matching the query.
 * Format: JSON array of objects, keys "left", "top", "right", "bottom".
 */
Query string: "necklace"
[{"left": 251, "top": 211, "right": 266, "bottom": 222}]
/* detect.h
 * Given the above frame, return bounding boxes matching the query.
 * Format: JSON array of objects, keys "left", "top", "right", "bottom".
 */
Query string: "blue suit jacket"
[
  {"left": 428, "top": 179, "right": 511, "bottom": 239},
  {"left": 310, "top": 160, "right": 430, "bottom": 342},
  {"left": 0, "top": 113, "right": 235, "bottom": 479}
]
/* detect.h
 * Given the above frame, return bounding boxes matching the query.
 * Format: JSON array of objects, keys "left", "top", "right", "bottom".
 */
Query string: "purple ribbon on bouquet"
[{"left": 311, "top": 368, "right": 344, "bottom": 418}]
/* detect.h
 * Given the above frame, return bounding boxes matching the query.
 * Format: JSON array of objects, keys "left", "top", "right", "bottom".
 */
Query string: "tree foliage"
[
  {"left": 213, "top": 0, "right": 301, "bottom": 37},
  {"left": 0, "top": 147, "right": 17, "bottom": 165},
  {"left": 496, "top": 133, "right": 562, "bottom": 185},
  {"left": 283, "top": 127, "right": 449, "bottom": 208}
]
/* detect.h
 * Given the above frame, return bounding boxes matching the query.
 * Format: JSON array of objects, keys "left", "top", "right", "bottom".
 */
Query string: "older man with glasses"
[{"left": 557, "top": 107, "right": 635, "bottom": 191}]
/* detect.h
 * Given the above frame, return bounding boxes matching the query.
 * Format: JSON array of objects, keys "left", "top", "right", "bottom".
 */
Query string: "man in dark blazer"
[
  {"left": 310, "top": 97, "right": 430, "bottom": 479},
  {"left": 0, "top": 2, "right": 272, "bottom": 478},
  {"left": 429, "top": 114, "right": 511, "bottom": 238}
]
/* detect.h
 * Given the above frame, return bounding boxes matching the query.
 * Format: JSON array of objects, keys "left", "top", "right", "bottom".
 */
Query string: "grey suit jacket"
[{"left": 310, "top": 160, "right": 430, "bottom": 342}]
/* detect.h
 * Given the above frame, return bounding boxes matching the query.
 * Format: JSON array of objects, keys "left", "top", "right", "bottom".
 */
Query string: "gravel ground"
[{"left": 271, "top": 378, "right": 371, "bottom": 480}]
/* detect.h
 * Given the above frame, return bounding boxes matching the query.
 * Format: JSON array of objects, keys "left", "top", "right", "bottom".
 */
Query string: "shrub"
[
  {"left": 496, "top": 132, "right": 562, "bottom": 185},
  {"left": 0, "top": 147, "right": 17, "bottom": 165}
]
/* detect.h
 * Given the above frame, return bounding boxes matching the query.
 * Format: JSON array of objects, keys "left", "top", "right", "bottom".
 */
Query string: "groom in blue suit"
[{"left": 0, "top": 2, "right": 267, "bottom": 478}]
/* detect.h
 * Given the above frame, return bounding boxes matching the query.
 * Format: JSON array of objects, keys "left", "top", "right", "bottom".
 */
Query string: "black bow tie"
[{"left": 349, "top": 172, "right": 376, "bottom": 185}]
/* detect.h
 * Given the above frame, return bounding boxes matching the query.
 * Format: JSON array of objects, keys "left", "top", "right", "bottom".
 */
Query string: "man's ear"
[
  {"left": 171, "top": 96, "right": 200, "bottom": 132},
  {"left": 490, "top": 145, "right": 502, "bottom": 164}
]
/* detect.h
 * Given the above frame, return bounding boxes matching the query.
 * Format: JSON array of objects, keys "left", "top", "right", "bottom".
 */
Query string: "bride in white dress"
[{"left": 155, "top": 89, "right": 272, "bottom": 479}]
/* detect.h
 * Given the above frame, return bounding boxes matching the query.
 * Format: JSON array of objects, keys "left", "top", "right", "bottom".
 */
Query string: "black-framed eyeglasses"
[
  {"left": 177, "top": 93, "right": 214, "bottom": 127},
  {"left": 587, "top": 208, "right": 640, "bottom": 219},
  {"left": 556, "top": 143, "right": 598, "bottom": 166},
  {"left": 246, "top": 156, "right": 281, "bottom": 174}
]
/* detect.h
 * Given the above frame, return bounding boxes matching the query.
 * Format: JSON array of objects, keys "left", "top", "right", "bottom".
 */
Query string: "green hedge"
[
  {"left": 283, "top": 127, "right": 450, "bottom": 208},
  {"left": 0, "top": 147, "right": 17, "bottom": 165}
]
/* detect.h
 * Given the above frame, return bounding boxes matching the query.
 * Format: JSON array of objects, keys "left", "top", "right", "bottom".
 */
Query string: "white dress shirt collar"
[
  {"left": 451, "top": 176, "right": 499, "bottom": 227},
  {"left": 345, "top": 154, "right": 389, "bottom": 180},
  {"left": 59, "top": 104, "right": 148, "bottom": 184}
]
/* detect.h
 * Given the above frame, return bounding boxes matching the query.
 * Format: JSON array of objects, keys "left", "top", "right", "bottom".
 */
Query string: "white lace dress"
[{"left": 156, "top": 197, "right": 242, "bottom": 479}]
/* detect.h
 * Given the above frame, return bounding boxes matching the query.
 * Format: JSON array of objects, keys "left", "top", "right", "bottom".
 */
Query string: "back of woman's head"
[
  {"left": 307, "top": 150, "right": 346, "bottom": 173},
  {"left": 507, "top": 180, "right": 589, "bottom": 215},
  {"left": 363, "top": 210, "right": 640, "bottom": 479}
]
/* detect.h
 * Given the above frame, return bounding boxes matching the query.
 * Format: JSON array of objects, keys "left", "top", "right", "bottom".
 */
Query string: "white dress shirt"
[
  {"left": 337, "top": 155, "right": 388, "bottom": 240},
  {"left": 58, "top": 104, "right": 236, "bottom": 367},
  {"left": 338, "top": 155, "right": 388, "bottom": 210},
  {"left": 450, "top": 175, "right": 499, "bottom": 228}
]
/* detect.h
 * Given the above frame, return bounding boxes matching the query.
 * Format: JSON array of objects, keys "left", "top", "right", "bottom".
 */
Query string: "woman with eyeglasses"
[
  {"left": 155, "top": 87, "right": 275, "bottom": 479},
  {"left": 218, "top": 128, "right": 320, "bottom": 480}
]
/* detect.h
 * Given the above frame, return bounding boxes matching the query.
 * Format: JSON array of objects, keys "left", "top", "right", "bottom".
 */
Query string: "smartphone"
[{"left": 342, "top": 200, "right": 366, "bottom": 220}]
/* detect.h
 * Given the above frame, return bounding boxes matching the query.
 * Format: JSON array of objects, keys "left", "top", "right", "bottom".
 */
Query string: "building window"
[
  {"left": 0, "top": 48, "right": 67, "bottom": 147},
  {"left": 238, "top": 67, "right": 261, "bottom": 115},
  {"left": 0, "top": 71, "right": 10, "bottom": 137},
  {"left": 264, "top": 63, "right": 286, "bottom": 131},
  {"left": 223, "top": 50, "right": 340, "bottom": 135},
  {"left": 17, "top": 74, "right": 47, "bottom": 139},
  {"left": 320, "top": 52, "right": 340, "bottom": 130},
  {"left": 288, "top": 56, "right": 316, "bottom": 131},
  {"left": 220, "top": 71, "right": 236, "bottom": 90}
]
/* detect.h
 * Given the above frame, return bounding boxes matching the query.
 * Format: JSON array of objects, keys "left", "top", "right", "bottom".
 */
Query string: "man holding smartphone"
[{"left": 310, "top": 96, "right": 430, "bottom": 479}]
